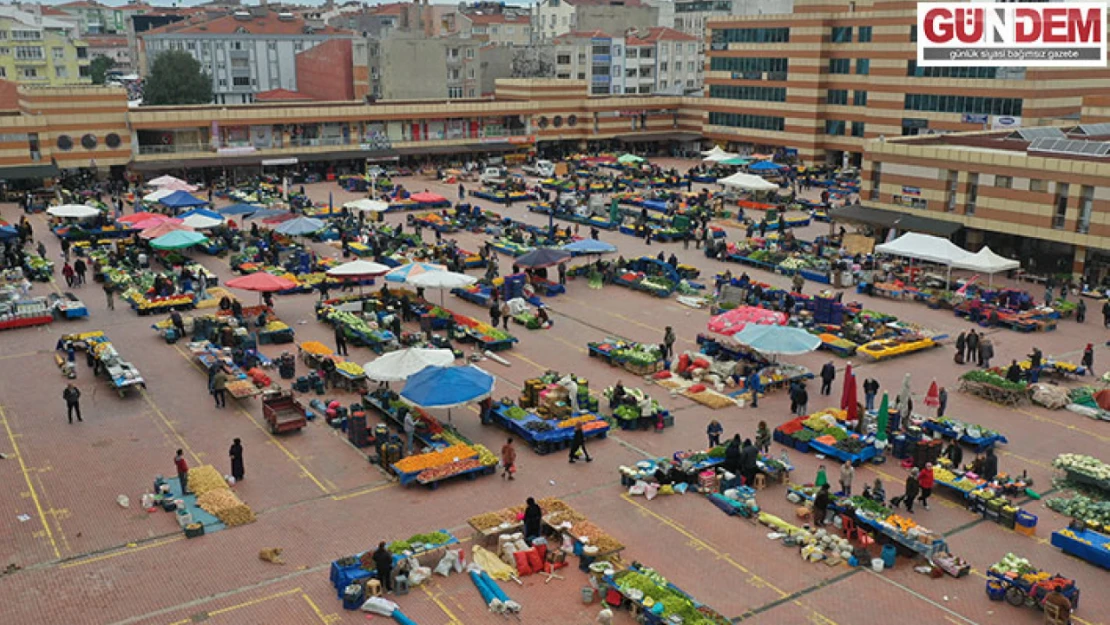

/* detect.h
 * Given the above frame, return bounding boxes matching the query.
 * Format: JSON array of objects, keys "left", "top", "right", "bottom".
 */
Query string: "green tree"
[
  {"left": 89, "top": 55, "right": 115, "bottom": 85},
  {"left": 143, "top": 49, "right": 212, "bottom": 106}
]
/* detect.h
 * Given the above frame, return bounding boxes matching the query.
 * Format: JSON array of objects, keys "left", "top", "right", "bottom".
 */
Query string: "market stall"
[
  {"left": 603, "top": 385, "right": 673, "bottom": 430},
  {"left": 958, "top": 370, "right": 1029, "bottom": 406},
  {"left": 59, "top": 331, "right": 146, "bottom": 397},
  {"left": 603, "top": 564, "right": 731, "bottom": 625},
  {"left": 774, "top": 408, "right": 880, "bottom": 464},
  {"left": 1051, "top": 527, "right": 1110, "bottom": 570},
  {"left": 986, "top": 553, "right": 1079, "bottom": 610},
  {"left": 487, "top": 373, "right": 609, "bottom": 454},
  {"left": 186, "top": 342, "right": 269, "bottom": 400},
  {"left": 588, "top": 339, "right": 665, "bottom": 375},
  {"left": 0, "top": 287, "right": 54, "bottom": 331},
  {"left": 919, "top": 416, "right": 1008, "bottom": 452}
]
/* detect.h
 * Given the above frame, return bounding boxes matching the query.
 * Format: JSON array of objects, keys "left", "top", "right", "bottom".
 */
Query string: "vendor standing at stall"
[
  {"left": 229, "top": 438, "right": 245, "bottom": 482},
  {"left": 523, "top": 497, "right": 543, "bottom": 544},
  {"left": 707, "top": 420, "right": 723, "bottom": 448},
  {"left": 174, "top": 449, "right": 190, "bottom": 495},
  {"left": 372, "top": 542, "right": 394, "bottom": 593}
]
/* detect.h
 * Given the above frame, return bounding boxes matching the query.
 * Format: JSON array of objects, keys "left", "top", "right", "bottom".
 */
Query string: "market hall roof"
[{"left": 830, "top": 204, "right": 963, "bottom": 238}]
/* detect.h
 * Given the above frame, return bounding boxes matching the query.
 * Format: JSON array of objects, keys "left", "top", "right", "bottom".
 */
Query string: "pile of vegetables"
[
  {"left": 835, "top": 438, "right": 865, "bottom": 454},
  {"left": 989, "top": 552, "right": 1035, "bottom": 576},
  {"left": 504, "top": 406, "right": 528, "bottom": 420},
  {"left": 1045, "top": 494, "right": 1110, "bottom": 529},
  {"left": 1053, "top": 453, "right": 1110, "bottom": 482},
  {"left": 933, "top": 416, "right": 999, "bottom": 440},
  {"left": 615, "top": 569, "right": 729, "bottom": 625},
  {"left": 960, "top": 370, "right": 1028, "bottom": 392},
  {"left": 792, "top": 429, "right": 816, "bottom": 443},
  {"left": 614, "top": 405, "right": 640, "bottom": 421},
  {"left": 614, "top": 343, "right": 663, "bottom": 367},
  {"left": 386, "top": 531, "right": 452, "bottom": 555},
  {"left": 393, "top": 444, "right": 476, "bottom": 474},
  {"left": 846, "top": 496, "right": 890, "bottom": 518},
  {"left": 418, "top": 458, "right": 483, "bottom": 483},
  {"left": 525, "top": 421, "right": 553, "bottom": 432}
]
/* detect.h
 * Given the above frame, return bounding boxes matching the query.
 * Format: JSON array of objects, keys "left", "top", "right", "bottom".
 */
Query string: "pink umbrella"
[
  {"left": 225, "top": 273, "right": 296, "bottom": 293},
  {"left": 161, "top": 179, "right": 198, "bottom": 192},
  {"left": 840, "top": 363, "right": 854, "bottom": 411},
  {"left": 707, "top": 306, "right": 785, "bottom": 337},
  {"left": 924, "top": 380, "right": 940, "bottom": 408},
  {"left": 139, "top": 220, "right": 191, "bottom": 239},
  {"left": 119, "top": 211, "right": 164, "bottom": 224}
]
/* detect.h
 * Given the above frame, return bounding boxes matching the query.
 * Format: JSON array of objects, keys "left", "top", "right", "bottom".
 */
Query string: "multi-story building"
[
  {"left": 56, "top": 1, "right": 148, "bottom": 35},
  {"left": 857, "top": 122, "right": 1110, "bottom": 279},
  {"left": 141, "top": 8, "right": 364, "bottom": 105},
  {"left": 533, "top": 0, "right": 656, "bottom": 43},
  {"left": 704, "top": 0, "right": 1110, "bottom": 167},
  {"left": 85, "top": 35, "right": 133, "bottom": 73},
  {"left": 374, "top": 33, "right": 485, "bottom": 100},
  {"left": 0, "top": 6, "right": 91, "bottom": 86},
  {"left": 554, "top": 27, "right": 698, "bottom": 96},
  {"left": 467, "top": 12, "right": 532, "bottom": 47},
  {"left": 672, "top": 0, "right": 786, "bottom": 51}
]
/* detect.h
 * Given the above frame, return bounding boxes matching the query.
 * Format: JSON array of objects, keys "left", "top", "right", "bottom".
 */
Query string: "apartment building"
[
  {"left": 0, "top": 6, "right": 91, "bottom": 86},
  {"left": 141, "top": 8, "right": 363, "bottom": 105},
  {"left": 467, "top": 12, "right": 532, "bottom": 47},
  {"left": 704, "top": 0, "right": 1110, "bottom": 166},
  {"left": 85, "top": 35, "right": 133, "bottom": 72},
  {"left": 56, "top": 1, "right": 148, "bottom": 35},
  {"left": 672, "top": 0, "right": 786, "bottom": 50},
  {"left": 553, "top": 27, "right": 698, "bottom": 96},
  {"left": 375, "top": 33, "right": 486, "bottom": 100},
  {"left": 533, "top": 0, "right": 657, "bottom": 43}
]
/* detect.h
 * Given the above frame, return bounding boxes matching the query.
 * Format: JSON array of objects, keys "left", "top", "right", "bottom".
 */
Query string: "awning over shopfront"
[
  {"left": 0, "top": 162, "right": 60, "bottom": 181},
  {"left": 830, "top": 204, "right": 963, "bottom": 237},
  {"left": 131, "top": 149, "right": 395, "bottom": 171},
  {"left": 615, "top": 131, "right": 702, "bottom": 143}
]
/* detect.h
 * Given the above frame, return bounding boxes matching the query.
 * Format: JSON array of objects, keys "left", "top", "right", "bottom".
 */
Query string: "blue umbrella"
[
  {"left": 729, "top": 324, "right": 820, "bottom": 356},
  {"left": 158, "top": 190, "right": 208, "bottom": 210},
  {"left": 246, "top": 208, "right": 287, "bottom": 220},
  {"left": 0, "top": 225, "right": 19, "bottom": 240},
  {"left": 274, "top": 216, "right": 325, "bottom": 236},
  {"left": 400, "top": 365, "right": 495, "bottom": 409},
  {"left": 749, "top": 160, "right": 786, "bottom": 172},
  {"left": 514, "top": 247, "right": 571, "bottom": 268},
  {"left": 218, "top": 203, "right": 260, "bottom": 216},
  {"left": 562, "top": 239, "right": 616, "bottom": 255},
  {"left": 178, "top": 208, "right": 223, "bottom": 221}
]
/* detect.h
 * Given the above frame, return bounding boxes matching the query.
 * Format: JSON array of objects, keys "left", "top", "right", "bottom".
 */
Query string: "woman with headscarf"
[
  {"left": 723, "top": 435, "right": 742, "bottom": 475},
  {"left": 229, "top": 438, "right": 244, "bottom": 482},
  {"left": 523, "top": 497, "right": 543, "bottom": 544}
]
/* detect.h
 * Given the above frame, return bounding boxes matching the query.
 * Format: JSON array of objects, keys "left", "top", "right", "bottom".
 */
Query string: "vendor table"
[
  {"left": 487, "top": 403, "right": 609, "bottom": 454},
  {"left": 807, "top": 439, "right": 881, "bottom": 465},
  {"left": 920, "top": 419, "right": 1007, "bottom": 453},
  {"left": 958, "top": 379, "right": 1028, "bottom": 406},
  {"left": 1051, "top": 528, "right": 1110, "bottom": 569},
  {"left": 190, "top": 342, "right": 262, "bottom": 399}
]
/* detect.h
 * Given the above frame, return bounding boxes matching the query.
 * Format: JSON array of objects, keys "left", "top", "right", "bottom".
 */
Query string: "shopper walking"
[
  {"left": 663, "top": 326, "right": 676, "bottom": 361},
  {"left": 839, "top": 461, "right": 855, "bottom": 496},
  {"left": 212, "top": 368, "right": 228, "bottom": 408},
  {"left": 812, "top": 484, "right": 831, "bottom": 526},
  {"left": 1083, "top": 343, "right": 1095, "bottom": 375},
  {"left": 403, "top": 411, "right": 416, "bottom": 456},
  {"left": 62, "top": 261, "right": 75, "bottom": 288},
  {"left": 103, "top": 281, "right": 115, "bottom": 310},
  {"left": 1076, "top": 298, "right": 1087, "bottom": 323},
  {"left": 500, "top": 300, "right": 511, "bottom": 329},
  {"left": 819, "top": 361, "right": 836, "bottom": 395},
  {"left": 73, "top": 257, "right": 87, "bottom": 287},
  {"left": 334, "top": 325, "right": 348, "bottom": 357},
  {"left": 229, "top": 438, "right": 245, "bottom": 482},
  {"left": 937, "top": 386, "right": 948, "bottom": 418},
  {"left": 795, "top": 383, "right": 809, "bottom": 416},
  {"left": 918, "top": 463, "right": 935, "bottom": 510},
  {"left": 863, "top": 378, "right": 879, "bottom": 411},
  {"left": 500, "top": 437, "right": 517, "bottom": 480},
  {"left": 568, "top": 424, "right": 592, "bottom": 463},
  {"left": 489, "top": 300, "right": 501, "bottom": 328},
  {"left": 63, "top": 382, "right": 82, "bottom": 424},
  {"left": 174, "top": 449, "right": 190, "bottom": 495},
  {"left": 894, "top": 468, "right": 920, "bottom": 513}
]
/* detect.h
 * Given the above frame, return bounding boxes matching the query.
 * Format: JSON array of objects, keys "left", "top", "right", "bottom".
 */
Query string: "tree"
[
  {"left": 89, "top": 55, "right": 115, "bottom": 85},
  {"left": 511, "top": 46, "right": 555, "bottom": 79},
  {"left": 143, "top": 50, "right": 213, "bottom": 106}
]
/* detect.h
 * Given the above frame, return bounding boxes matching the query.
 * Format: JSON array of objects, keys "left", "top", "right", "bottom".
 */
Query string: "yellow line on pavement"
[
  {"left": 553, "top": 336, "right": 587, "bottom": 353},
  {"left": 0, "top": 404, "right": 60, "bottom": 559},
  {"left": 0, "top": 350, "right": 45, "bottom": 362},
  {"left": 421, "top": 583, "right": 465, "bottom": 625},
  {"left": 60, "top": 535, "right": 185, "bottom": 569},
  {"left": 301, "top": 592, "right": 340, "bottom": 624},
  {"left": 330, "top": 480, "right": 396, "bottom": 501},
  {"left": 139, "top": 387, "right": 202, "bottom": 465},
  {"left": 997, "top": 449, "right": 1052, "bottom": 470},
  {"left": 1014, "top": 408, "right": 1110, "bottom": 443},
  {"left": 168, "top": 343, "right": 331, "bottom": 495},
  {"left": 166, "top": 587, "right": 304, "bottom": 625}
]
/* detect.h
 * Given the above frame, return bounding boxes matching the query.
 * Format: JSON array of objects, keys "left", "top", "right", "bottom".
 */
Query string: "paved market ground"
[{"left": 0, "top": 159, "right": 1107, "bottom": 625}]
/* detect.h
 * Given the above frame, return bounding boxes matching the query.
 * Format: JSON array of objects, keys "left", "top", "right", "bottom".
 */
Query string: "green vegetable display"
[
  {"left": 387, "top": 531, "right": 452, "bottom": 554},
  {"left": 615, "top": 568, "right": 729, "bottom": 625},
  {"left": 792, "top": 429, "right": 816, "bottom": 443},
  {"left": 505, "top": 406, "right": 527, "bottom": 420},
  {"left": 1045, "top": 494, "right": 1110, "bottom": 529},
  {"left": 960, "top": 369, "right": 1028, "bottom": 392},
  {"left": 846, "top": 496, "right": 891, "bottom": 518}
]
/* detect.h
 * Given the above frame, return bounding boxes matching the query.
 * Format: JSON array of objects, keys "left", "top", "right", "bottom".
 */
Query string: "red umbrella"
[
  {"left": 119, "top": 211, "right": 163, "bottom": 223},
  {"left": 924, "top": 380, "right": 940, "bottom": 408},
  {"left": 843, "top": 374, "right": 858, "bottom": 422},
  {"left": 840, "top": 363, "right": 854, "bottom": 411},
  {"left": 225, "top": 272, "right": 296, "bottom": 293}
]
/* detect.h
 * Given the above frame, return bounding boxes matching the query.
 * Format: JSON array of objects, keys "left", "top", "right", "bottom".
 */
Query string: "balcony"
[
  {"left": 138, "top": 143, "right": 212, "bottom": 155},
  {"left": 289, "top": 137, "right": 350, "bottom": 148}
]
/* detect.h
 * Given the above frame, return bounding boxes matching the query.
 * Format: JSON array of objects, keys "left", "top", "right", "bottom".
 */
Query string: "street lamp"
[{"left": 366, "top": 165, "right": 384, "bottom": 200}]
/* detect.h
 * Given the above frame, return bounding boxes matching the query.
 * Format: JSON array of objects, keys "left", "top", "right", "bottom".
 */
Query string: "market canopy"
[
  {"left": 158, "top": 191, "right": 208, "bottom": 210},
  {"left": 138, "top": 220, "right": 191, "bottom": 239},
  {"left": 362, "top": 348, "right": 456, "bottom": 383},
  {"left": 562, "top": 239, "right": 617, "bottom": 255},
  {"left": 617, "top": 154, "right": 645, "bottom": 165},
  {"left": 273, "top": 216, "right": 325, "bottom": 236},
  {"left": 326, "top": 259, "right": 391, "bottom": 278},
  {"left": 748, "top": 160, "right": 787, "bottom": 172},
  {"left": 159, "top": 179, "right": 199, "bottom": 192},
  {"left": 702, "top": 146, "right": 730, "bottom": 158},
  {"left": 409, "top": 191, "right": 447, "bottom": 204},
  {"left": 703, "top": 151, "right": 740, "bottom": 163},
  {"left": 875, "top": 232, "right": 973, "bottom": 266},
  {"left": 400, "top": 364, "right": 495, "bottom": 409},
  {"left": 385, "top": 262, "right": 447, "bottom": 283},
  {"left": 952, "top": 246, "right": 1020, "bottom": 274},
  {"left": 830, "top": 204, "right": 963, "bottom": 237},
  {"left": 179, "top": 208, "right": 225, "bottom": 230},
  {"left": 118, "top": 211, "right": 163, "bottom": 224},
  {"left": 149, "top": 229, "right": 208, "bottom": 250},
  {"left": 514, "top": 247, "right": 571, "bottom": 268},
  {"left": 719, "top": 172, "right": 780, "bottom": 192},
  {"left": 405, "top": 270, "right": 477, "bottom": 290},
  {"left": 225, "top": 272, "right": 296, "bottom": 293},
  {"left": 707, "top": 306, "right": 786, "bottom": 337},
  {"left": 720, "top": 157, "right": 751, "bottom": 166},
  {"left": 47, "top": 204, "right": 100, "bottom": 219},
  {"left": 728, "top": 324, "right": 821, "bottom": 355},
  {"left": 148, "top": 175, "right": 189, "bottom": 188},
  {"left": 218, "top": 203, "right": 261, "bottom": 216},
  {"left": 344, "top": 198, "right": 390, "bottom": 213},
  {"left": 142, "top": 189, "right": 175, "bottom": 203}
]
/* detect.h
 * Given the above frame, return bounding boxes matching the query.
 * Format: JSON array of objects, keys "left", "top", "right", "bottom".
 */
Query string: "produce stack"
[{"left": 188, "top": 465, "right": 256, "bottom": 528}]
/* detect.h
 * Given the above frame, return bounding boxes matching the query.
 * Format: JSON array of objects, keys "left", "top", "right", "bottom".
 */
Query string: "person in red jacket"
[
  {"left": 917, "top": 462, "right": 935, "bottom": 510},
  {"left": 174, "top": 449, "right": 191, "bottom": 495}
]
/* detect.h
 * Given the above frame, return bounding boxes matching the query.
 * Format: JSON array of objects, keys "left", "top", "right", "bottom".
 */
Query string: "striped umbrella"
[{"left": 385, "top": 262, "right": 447, "bottom": 283}]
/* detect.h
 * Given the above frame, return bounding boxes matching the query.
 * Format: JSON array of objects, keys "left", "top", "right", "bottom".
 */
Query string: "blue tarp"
[
  {"left": 218, "top": 203, "right": 261, "bottom": 216},
  {"left": 0, "top": 226, "right": 19, "bottom": 240},
  {"left": 514, "top": 247, "right": 571, "bottom": 268},
  {"left": 562, "top": 239, "right": 616, "bottom": 254},
  {"left": 749, "top": 160, "right": 787, "bottom": 172},
  {"left": 400, "top": 365, "right": 494, "bottom": 409},
  {"left": 730, "top": 324, "right": 821, "bottom": 355},
  {"left": 158, "top": 190, "right": 208, "bottom": 209},
  {"left": 274, "top": 216, "right": 325, "bottom": 236}
]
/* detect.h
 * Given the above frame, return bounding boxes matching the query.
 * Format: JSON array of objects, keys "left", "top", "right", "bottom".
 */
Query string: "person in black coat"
[
  {"left": 981, "top": 449, "right": 999, "bottom": 481},
  {"left": 954, "top": 332, "right": 966, "bottom": 364},
  {"left": 334, "top": 325, "right": 348, "bottom": 356},
  {"left": 896, "top": 469, "right": 920, "bottom": 513},
  {"left": 372, "top": 542, "right": 394, "bottom": 592},
  {"left": 568, "top": 424, "right": 592, "bottom": 463},
  {"left": 819, "top": 361, "right": 836, "bottom": 395},
  {"left": 739, "top": 439, "right": 759, "bottom": 487},
  {"left": 943, "top": 438, "right": 963, "bottom": 469},
  {"left": 723, "top": 435, "right": 742, "bottom": 475},
  {"left": 229, "top": 438, "right": 245, "bottom": 482},
  {"left": 523, "top": 497, "right": 543, "bottom": 544},
  {"left": 812, "top": 484, "right": 831, "bottom": 526}
]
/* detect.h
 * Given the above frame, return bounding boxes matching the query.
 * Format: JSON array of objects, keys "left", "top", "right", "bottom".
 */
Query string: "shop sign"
[
  {"left": 217, "top": 146, "right": 256, "bottom": 156},
  {"left": 991, "top": 116, "right": 1022, "bottom": 129},
  {"left": 901, "top": 186, "right": 922, "bottom": 196},
  {"left": 962, "top": 114, "right": 989, "bottom": 124}
]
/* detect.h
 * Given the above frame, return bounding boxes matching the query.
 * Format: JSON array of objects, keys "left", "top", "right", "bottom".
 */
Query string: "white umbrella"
[
  {"left": 181, "top": 213, "right": 223, "bottom": 229},
  {"left": 326, "top": 260, "right": 391, "bottom": 278},
  {"left": 362, "top": 348, "right": 455, "bottom": 383},
  {"left": 406, "top": 270, "right": 477, "bottom": 305},
  {"left": 719, "top": 172, "right": 780, "bottom": 192},
  {"left": 47, "top": 204, "right": 100, "bottom": 219},
  {"left": 143, "top": 188, "right": 174, "bottom": 203},
  {"left": 148, "top": 175, "right": 188, "bottom": 188},
  {"left": 344, "top": 198, "right": 390, "bottom": 213}
]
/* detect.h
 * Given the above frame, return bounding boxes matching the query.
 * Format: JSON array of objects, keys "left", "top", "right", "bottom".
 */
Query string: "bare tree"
[{"left": 511, "top": 46, "right": 555, "bottom": 78}]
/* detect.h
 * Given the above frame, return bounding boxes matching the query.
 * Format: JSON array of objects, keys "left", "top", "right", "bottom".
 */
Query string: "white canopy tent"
[
  {"left": 148, "top": 175, "right": 189, "bottom": 188},
  {"left": 874, "top": 232, "right": 975, "bottom": 284},
  {"left": 344, "top": 198, "right": 390, "bottom": 213},
  {"left": 143, "top": 188, "right": 175, "bottom": 203},
  {"left": 953, "top": 246, "right": 1020, "bottom": 286},
  {"left": 718, "top": 172, "right": 780, "bottom": 192},
  {"left": 701, "top": 145, "right": 730, "bottom": 158},
  {"left": 703, "top": 151, "right": 741, "bottom": 163}
]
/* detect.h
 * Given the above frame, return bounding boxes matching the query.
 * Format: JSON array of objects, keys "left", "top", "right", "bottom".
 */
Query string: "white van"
[
  {"left": 480, "top": 166, "right": 508, "bottom": 185},
  {"left": 523, "top": 160, "right": 555, "bottom": 178}
]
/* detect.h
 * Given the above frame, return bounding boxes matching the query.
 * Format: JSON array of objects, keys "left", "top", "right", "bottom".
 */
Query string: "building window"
[
  {"left": 904, "top": 93, "right": 1022, "bottom": 116},
  {"left": 859, "top": 26, "right": 872, "bottom": 42},
  {"left": 232, "top": 76, "right": 250, "bottom": 87},
  {"left": 907, "top": 61, "right": 1004, "bottom": 79},
  {"left": 853, "top": 90, "right": 868, "bottom": 106},
  {"left": 829, "top": 59, "right": 850, "bottom": 74},
  {"left": 448, "top": 87, "right": 462, "bottom": 98},
  {"left": 1030, "top": 179, "right": 1046, "bottom": 192},
  {"left": 851, "top": 121, "right": 865, "bottom": 137},
  {"left": 80, "top": 134, "right": 97, "bottom": 150},
  {"left": 55, "top": 67, "right": 68, "bottom": 78},
  {"left": 76, "top": 47, "right": 87, "bottom": 59},
  {"left": 660, "top": 80, "right": 668, "bottom": 89},
  {"left": 79, "top": 65, "right": 90, "bottom": 78},
  {"left": 709, "top": 57, "right": 787, "bottom": 78},
  {"left": 708, "top": 85, "right": 787, "bottom": 102},
  {"left": 218, "top": 78, "right": 227, "bottom": 87},
  {"left": 557, "top": 54, "right": 571, "bottom": 64},
  {"left": 20, "top": 67, "right": 38, "bottom": 79},
  {"left": 825, "top": 120, "right": 846, "bottom": 136},
  {"left": 577, "top": 72, "right": 585, "bottom": 79},
  {"left": 966, "top": 173, "right": 979, "bottom": 215},
  {"left": 712, "top": 27, "right": 790, "bottom": 44},
  {"left": 15, "top": 46, "right": 44, "bottom": 60},
  {"left": 831, "top": 26, "right": 852, "bottom": 43},
  {"left": 869, "top": 162, "right": 881, "bottom": 201},
  {"left": 660, "top": 62, "right": 668, "bottom": 72},
  {"left": 1078, "top": 185, "right": 1094, "bottom": 233},
  {"left": 1053, "top": 183, "right": 1070, "bottom": 229},
  {"left": 826, "top": 89, "right": 848, "bottom": 105},
  {"left": 468, "top": 88, "right": 476, "bottom": 97},
  {"left": 945, "top": 170, "right": 958, "bottom": 212},
  {"left": 467, "top": 68, "right": 475, "bottom": 79},
  {"left": 708, "top": 111, "right": 785, "bottom": 132},
  {"left": 995, "top": 175, "right": 1012, "bottom": 189},
  {"left": 0, "top": 68, "right": 5, "bottom": 78},
  {"left": 910, "top": 25, "right": 917, "bottom": 42},
  {"left": 856, "top": 59, "right": 869, "bottom": 74},
  {"left": 52, "top": 47, "right": 64, "bottom": 60}
]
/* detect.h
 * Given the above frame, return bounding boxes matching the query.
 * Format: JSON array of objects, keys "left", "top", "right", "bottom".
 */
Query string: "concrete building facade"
[
  {"left": 85, "top": 35, "right": 133, "bottom": 73},
  {"left": 703, "top": 0, "right": 1110, "bottom": 166},
  {"left": 534, "top": 0, "right": 655, "bottom": 43},
  {"left": 0, "top": 6, "right": 91, "bottom": 86},
  {"left": 553, "top": 27, "right": 698, "bottom": 96}
]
